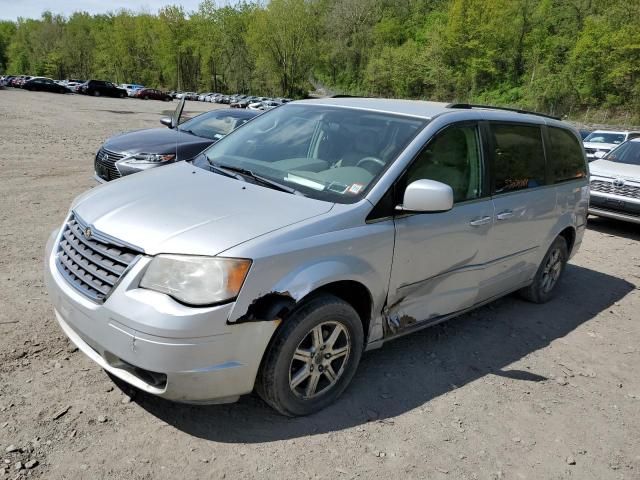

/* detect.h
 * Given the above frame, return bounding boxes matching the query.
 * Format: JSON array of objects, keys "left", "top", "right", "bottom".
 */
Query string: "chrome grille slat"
[
  {"left": 58, "top": 240, "right": 120, "bottom": 286},
  {"left": 57, "top": 252, "right": 111, "bottom": 296},
  {"left": 55, "top": 214, "right": 140, "bottom": 303},
  {"left": 60, "top": 233, "right": 125, "bottom": 276},
  {"left": 590, "top": 180, "right": 640, "bottom": 199},
  {"left": 66, "top": 221, "right": 136, "bottom": 264}
]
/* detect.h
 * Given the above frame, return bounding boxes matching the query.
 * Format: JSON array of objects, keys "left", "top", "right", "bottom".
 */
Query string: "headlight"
[
  {"left": 124, "top": 153, "right": 176, "bottom": 164},
  {"left": 139, "top": 255, "right": 251, "bottom": 306}
]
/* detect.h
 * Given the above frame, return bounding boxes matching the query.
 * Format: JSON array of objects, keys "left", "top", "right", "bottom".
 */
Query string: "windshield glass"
[
  {"left": 584, "top": 132, "right": 625, "bottom": 144},
  {"left": 604, "top": 141, "right": 640, "bottom": 166},
  {"left": 179, "top": 112, "right": 252, "bottom": 140},
  {"left": 198, "top": 104, "right": 426, "bottom": 202}
]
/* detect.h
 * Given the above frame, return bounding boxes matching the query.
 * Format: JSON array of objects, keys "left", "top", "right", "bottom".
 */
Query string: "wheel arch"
[
  {"left": 558, "top": 226, "right": 576, "bottom": 255},
  {"left": 233, "top": 279, "right": 374, "bottom": 343}
]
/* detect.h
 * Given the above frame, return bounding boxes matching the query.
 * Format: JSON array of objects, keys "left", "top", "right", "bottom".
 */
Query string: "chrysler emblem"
[
  {"left": 613, "top": 178, "right": 625, "bottom": 188},
  {"left": 84, "top": 227, "right": 92, "bottom": 239}
]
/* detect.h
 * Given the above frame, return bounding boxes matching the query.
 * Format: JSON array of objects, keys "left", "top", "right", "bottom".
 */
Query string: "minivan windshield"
[
  {"left": 584, "top": 132, "right": 625, "bottom": 144},
  {"left": 198, "top": 104, "right": 426, "bottom": 202},
  {"left": 604, "top": 141, "right": 640, "bottom": 166}
]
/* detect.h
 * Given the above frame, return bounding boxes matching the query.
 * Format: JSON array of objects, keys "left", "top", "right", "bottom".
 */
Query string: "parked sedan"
[
  {"left": 23, "top": 77, "right": 71, "bottom": 94},
  {"left": 589, "top": 138, "right": 640, "bottom": 224},
  {"left": 79, "top": 80, "right": 127, "bottom": 98},
  {"left": 135, "top": 88, "right": 172, "bottom": 101},
  {"left": 94, "top": 107, "right": 258, "bottom": 181}
]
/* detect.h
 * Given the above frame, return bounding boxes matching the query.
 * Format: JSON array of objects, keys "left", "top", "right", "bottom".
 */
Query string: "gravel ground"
[{"left": 0, "top": 89, "right": 639, "bottom": 480}]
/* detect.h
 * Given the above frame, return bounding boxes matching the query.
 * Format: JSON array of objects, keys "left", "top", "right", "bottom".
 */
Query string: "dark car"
[
  {"left": 94, "top": 106, "right": 259, "bottom": 181},
  {"left": 80, "top": 80, "right": 127, "bottom": 98},
  {"left": 135, "top": 88, "right": 172, "bottom": 101},
  {"left": 23, "top": 77, "right": 71, "bottom": 94}
]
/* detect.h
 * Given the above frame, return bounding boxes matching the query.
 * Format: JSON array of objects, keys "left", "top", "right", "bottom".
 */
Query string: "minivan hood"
[
  {"left": 73, "top": 162, "right": 334, "bottom": 256},
  {"left": 103, "top": 128, "right": 212, "bottom": 156},
  {"left": 589, "top": 159, "right": 640, "bottom": 181}
]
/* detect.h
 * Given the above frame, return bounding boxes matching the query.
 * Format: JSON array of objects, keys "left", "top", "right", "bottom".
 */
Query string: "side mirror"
[
  {"left": 160, "top": 117, "right": 172, "bottom": 128},
  {"left": 397, "top": 179, "right": 454, "bottom": 213},
  {"left": 594, "top": 151, "right": 606, "bottom": 159},
  {"left": 171, "top": 97, "right": 186, "bottom": 129}
]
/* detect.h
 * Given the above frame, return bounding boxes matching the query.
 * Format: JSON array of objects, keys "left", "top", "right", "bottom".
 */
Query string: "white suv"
[{"left": 583, "top": 130, "right": 640, "bottom": 161}]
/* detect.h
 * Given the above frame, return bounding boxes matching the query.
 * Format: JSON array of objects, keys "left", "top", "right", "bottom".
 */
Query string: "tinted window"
[
  {"left": 405, "top": 124, "right": 483, "bottom": 202},
  {"left": 490, "top": 123, "right": 546, "bottom": 193},
  {"left": 604, "top": 141, "right": 640, "bottom": 166},
  {"left": 547, "top": 127, "right": 587, "bottom": 183}
]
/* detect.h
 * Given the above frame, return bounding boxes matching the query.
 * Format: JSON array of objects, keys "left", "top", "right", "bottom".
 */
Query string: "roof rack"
[{"left": 446, "top": 103, "right": 560, "bottom": 121}]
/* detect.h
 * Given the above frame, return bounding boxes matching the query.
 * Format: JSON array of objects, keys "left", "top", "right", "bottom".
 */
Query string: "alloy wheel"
[
  {"left": 288, "top": 321, "right": 351, "bottom": 399},
  {"left": 541, "top": 248, "right": 562, "bottom": 293}
]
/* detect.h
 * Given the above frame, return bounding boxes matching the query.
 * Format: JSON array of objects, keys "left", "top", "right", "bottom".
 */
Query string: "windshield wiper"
[{"left": 215, "top": 163, "right": 302, "bottom": 195}]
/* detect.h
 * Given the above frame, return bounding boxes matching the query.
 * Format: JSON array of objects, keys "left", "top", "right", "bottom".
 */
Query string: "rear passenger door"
[{"left": 481, "top": 122, "right": 556, "bottom": 299}]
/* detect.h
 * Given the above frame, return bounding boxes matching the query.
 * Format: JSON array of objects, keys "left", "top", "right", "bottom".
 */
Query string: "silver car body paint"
[{"left": 45, "top": 98, "right": 589, "bottom": 404}]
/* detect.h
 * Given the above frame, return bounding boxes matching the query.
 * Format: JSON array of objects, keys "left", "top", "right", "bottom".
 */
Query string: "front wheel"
[
  {"left": 519, "top": 236, "right": 568, "bottom": 303},
  {"left": 93, "top": 90, "right": 100, "bottom": 97},
  {"left": 256, "top": 294, "right": 364, "bottom": 416}
]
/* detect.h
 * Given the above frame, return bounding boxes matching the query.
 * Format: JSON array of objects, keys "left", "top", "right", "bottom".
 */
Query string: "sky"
[{"left": 0, "top": 0, "right": 205, "bottom": 21}]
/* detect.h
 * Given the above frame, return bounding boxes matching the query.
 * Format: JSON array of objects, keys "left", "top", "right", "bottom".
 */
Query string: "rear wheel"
[
  {"left": 519, "top": 236, "right": 568, "bottom": 303},
  {"left": 256, "top": 294, "right": 364, "bottom": 416}
]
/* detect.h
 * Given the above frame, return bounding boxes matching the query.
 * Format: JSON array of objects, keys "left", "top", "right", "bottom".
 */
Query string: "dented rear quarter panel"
[{"left": 222, "top": 201, "right": 395, "bottom": 344}]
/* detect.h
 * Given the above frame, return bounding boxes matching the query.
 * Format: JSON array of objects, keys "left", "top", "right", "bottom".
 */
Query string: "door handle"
[
  {"left": 469, "top": 216, "right": 492, "bottom": 226},
  {"left": 496, "top": 210, "right": 514, "bottom": 221}
]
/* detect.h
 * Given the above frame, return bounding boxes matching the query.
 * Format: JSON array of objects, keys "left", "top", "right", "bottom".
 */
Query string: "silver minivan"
[{"left": 44, "top": 98, "right": 589, "bottom": 415}]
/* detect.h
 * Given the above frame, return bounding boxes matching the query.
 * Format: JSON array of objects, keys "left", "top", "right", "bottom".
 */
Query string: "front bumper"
[
  {"left": 589, "top": 192, "right": 640, "bottom": 225},
  {"left": 44, "top": 228, "right": 278, "bottom": 404}
]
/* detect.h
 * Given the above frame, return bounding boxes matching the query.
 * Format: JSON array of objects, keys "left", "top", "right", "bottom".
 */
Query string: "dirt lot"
[{"left": 0, "top": 89, "right": 639, "bottom": 480}]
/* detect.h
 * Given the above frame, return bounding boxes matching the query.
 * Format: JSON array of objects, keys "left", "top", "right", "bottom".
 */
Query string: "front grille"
[
  {"left": 95, "top": 148, "right": 125, "bottom": 181},
  {"left": 590, "top": 180, "right": 640, "bottom": 199},
  {"left": 55, "top": 214, "right": 140, "bottom": 302}
]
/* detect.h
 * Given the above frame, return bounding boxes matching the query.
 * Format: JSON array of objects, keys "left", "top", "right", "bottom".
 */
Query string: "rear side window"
[
  {"left": 547, "top": 127, "right": 587, "bottom": 183},
  {"left": 490, "top": 123, "right": 546, "bottom": 194}
]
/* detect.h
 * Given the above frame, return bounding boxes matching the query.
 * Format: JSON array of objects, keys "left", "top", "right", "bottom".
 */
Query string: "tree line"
[{"left": 1, "top": 0, "right": 638, "bottom": 122}]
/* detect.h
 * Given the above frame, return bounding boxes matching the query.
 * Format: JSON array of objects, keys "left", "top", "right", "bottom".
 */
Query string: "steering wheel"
[{"left": 356, "top": 157, "right": 385, "bottom": 171}]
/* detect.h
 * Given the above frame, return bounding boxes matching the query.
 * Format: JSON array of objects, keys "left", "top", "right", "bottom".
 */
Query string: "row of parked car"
[
  {"left": 1, "top": 75, "right": 290, "bottom": 111},
  {"left": 170, "top": 91, "right": 292, "bottom": 111}
]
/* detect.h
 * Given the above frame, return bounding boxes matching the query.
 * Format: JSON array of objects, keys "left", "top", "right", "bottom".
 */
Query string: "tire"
[
  {"left": 256, "top": 294, "right": 364, "bottom": 416},
  {"left": 120, "top": 92, "right": 125, "bottom": 98},
  {"left": 519, "top": 236, "right": 568, "bottom": 303},
  {"left": 93, "top": 90, "right": 100, "bottom": 97},
  {"left": 143, "top": 95, "right": 149, "bottom": 100}
]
